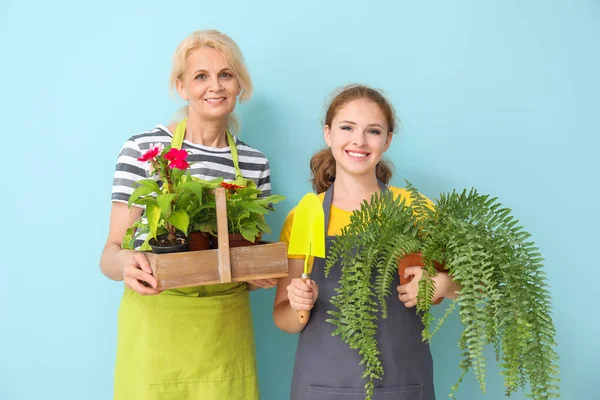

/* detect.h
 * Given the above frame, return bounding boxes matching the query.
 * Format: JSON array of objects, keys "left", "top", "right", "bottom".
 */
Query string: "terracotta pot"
[
  {"left": 149, "top": 233, "right": 189, "bottom": 254},
  {"left": 188, "top": 231, "right": 211, "bottom": 251},
  {"left": 210, "top": 233, "right": 260, "bottom": 249},
  {"left": 398, "top": 252, "right": 445, "bottom": 304}
]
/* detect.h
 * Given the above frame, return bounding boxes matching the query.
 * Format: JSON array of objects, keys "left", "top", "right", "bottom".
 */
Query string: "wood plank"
[
  {"left": 146, "top": 249, "right": 221, "bottom": 289},
  {"left": 146, "top": 242, "right": 289, "bottom": 290},
  {"left": 230, "top": 242, "right": 289, "bottom": 281},
  {"left": 214, "top": 187, "right": 231, "bottom": 283}
]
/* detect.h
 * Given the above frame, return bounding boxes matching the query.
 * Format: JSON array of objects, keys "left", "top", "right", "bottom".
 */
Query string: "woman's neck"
[
  {"left": 331, "top": 170, "right": 381, "bottom": 212},
  {"left": 183, "top": 113, "right": 229, "bottom": 148}
]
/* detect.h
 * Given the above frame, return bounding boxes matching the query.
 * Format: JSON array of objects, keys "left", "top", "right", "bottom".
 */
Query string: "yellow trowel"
[{"left": 288, "top": 193, "right": 326, "bottom": 324}]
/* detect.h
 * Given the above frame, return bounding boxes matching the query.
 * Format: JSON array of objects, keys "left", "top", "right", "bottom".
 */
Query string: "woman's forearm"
[
  {"left": 273, "top": 300, "right": 308, "bottom": 334},
  {"left": 432, "top": 272, "right": 461, "bottom": 300},
  {"left": 100, "top": 242, "right": 126, "bottom": 281}
]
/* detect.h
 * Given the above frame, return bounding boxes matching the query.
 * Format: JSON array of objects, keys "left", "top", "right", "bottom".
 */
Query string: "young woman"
[
  {"left": 100, "top": 30, "right": 276, "bottom": 400},
  {"left": 273, "top": 84, "right": 460, "bottom": 400}
]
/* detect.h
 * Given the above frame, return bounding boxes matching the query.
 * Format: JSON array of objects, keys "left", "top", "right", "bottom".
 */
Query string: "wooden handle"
[
  {"left": 298, "top": 275, "right": 311, "bottom": 324},
  {"left": 214, "top": 187, "right": 232, "bottom": 284}
]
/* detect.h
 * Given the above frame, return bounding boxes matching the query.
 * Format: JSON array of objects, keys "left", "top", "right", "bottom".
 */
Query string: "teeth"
[
  {"left": 347, "top": 151, "right": 368, "bottom": 158},
  {"left": 206, "top": 98, "right": 225, "bottom": 103}
]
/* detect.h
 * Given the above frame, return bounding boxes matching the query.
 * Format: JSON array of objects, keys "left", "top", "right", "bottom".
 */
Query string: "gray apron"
[{"left": 290, "top": 181, "right": 436, "bottom": 400}]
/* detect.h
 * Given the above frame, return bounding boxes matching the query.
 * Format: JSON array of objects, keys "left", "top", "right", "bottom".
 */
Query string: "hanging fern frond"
[
  {"left": 423, "top": 186, "right": 560, "bottom": 399},
  {"left": 325, "top": 190, "right": 421, "bottom": 399}
]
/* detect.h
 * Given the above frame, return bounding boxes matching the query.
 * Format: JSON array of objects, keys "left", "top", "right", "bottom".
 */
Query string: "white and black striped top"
[{"left": 112, "top": 125, "right": 271, "bottom": 205}]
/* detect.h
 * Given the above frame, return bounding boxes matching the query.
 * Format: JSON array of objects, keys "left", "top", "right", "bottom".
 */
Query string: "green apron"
[{"left": 114, "top": 120, "right": 259, "bottom": 400}]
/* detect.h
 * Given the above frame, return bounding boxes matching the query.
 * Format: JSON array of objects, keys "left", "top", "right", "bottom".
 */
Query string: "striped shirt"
[{"left": 112, "top": 125, "right": 271, "bottom": 205}]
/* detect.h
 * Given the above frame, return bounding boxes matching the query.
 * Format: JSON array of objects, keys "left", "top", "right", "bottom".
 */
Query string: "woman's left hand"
[
  {"left": 398, "top": 267, "right": 460, "bottom": 308},
  {"left": 247, "top": 279, "right": 278, "bottom": 290}
]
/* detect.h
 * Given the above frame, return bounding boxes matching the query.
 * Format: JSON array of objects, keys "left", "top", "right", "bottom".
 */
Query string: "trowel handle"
[{"left": 298, "top": 273, "right": 311, "bottom": 324}]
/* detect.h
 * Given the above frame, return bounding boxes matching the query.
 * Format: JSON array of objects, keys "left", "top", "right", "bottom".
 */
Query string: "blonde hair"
[
  {"left": 170, "top": 30, "right": 253, "bottom": 133},
  {"left": 310, "top": 84, "right": 396, "bottom": 193}
]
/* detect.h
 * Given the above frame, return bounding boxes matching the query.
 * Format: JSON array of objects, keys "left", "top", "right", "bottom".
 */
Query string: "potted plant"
[
  {"left": 185, "top": 177, "right": 225, "bottom": 251},
  {"left": 122, "top": 143, "right": 207, "bottom": 254},
  {"left": 183, "top": 174, "right": 285, "bottom": 249},
  {"left": 204, "top": 181, "right": 285, "bottom": 248},
  {"left": 324, "top": 183, "right": 560, "bottom": 400}
]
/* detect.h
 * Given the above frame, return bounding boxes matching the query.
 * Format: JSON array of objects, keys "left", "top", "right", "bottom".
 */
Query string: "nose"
[
  {"left": 352, "top": 131, "right": 367, "bottom": 147},
  {"left": 208, "top": 75, "right": 223, "bottom": 91}
]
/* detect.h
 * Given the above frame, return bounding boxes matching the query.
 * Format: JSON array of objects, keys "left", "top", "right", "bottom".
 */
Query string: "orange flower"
[{"left": 220, "top": 182, "right": 243, "bottom": 191}]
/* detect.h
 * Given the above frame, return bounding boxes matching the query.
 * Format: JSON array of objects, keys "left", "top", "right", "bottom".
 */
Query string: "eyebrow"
[
  {"left": 192, "top": 68, "right": 233, "bottom": 75},
  {"left": 338, "top": 120, "right": 385, "bottom": 129}
]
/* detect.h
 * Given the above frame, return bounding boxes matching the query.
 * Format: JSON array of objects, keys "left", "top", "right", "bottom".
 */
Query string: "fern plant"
[{"left": 325, "top": 183, "right": 560, "bottom": 400}]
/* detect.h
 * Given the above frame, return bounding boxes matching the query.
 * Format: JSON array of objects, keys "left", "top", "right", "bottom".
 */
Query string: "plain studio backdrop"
[{"left": 1, "top": 1, "right": 598, "bottom": 399}]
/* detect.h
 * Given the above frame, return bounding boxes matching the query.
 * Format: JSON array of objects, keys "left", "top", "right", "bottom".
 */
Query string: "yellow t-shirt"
[{"left": 279, "top": 186, "right": 432, "bottom": 270}]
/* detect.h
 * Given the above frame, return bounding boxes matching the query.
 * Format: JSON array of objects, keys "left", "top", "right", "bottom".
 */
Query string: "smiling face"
[
  {"left": 176, "top": 46, "right": 241, "bottom": 122},
  {"left": 324, "top": 98, "right": 393, "bottom": 179}
]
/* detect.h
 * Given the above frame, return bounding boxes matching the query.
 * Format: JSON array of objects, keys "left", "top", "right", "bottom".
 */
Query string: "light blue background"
[{"left": 1, "top": 1, "right": 598, "bottom": 399}]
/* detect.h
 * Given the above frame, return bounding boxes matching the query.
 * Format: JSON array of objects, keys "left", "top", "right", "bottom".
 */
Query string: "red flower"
[
  {"left": 220, "top": 182, "right": 243, "bottom": 191},
  {"left": 137, "top": 147, "right": 160, "bottom": 162},
  {"left": 164, "top": 148, "right": 190, "bottom": 170}
]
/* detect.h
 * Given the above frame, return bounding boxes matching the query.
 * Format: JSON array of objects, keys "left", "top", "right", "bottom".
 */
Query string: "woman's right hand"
[
  {"left": 286, "top": 278, "right": 319, "bottom": 312},
  {"left": 118, "top": 250, "right": 162, "bottom": 295}
]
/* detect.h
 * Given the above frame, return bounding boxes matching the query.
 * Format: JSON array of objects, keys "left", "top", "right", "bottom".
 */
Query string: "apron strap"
[
  {"left": 322, "top": 179, "right": 388, "bottom": 238},
  {"left": 172, "top": 118, "right": 186, "bottom": 150},
  {"left": 226, "top": 131, "right": 244, "bottom": 181},
  {"left": 172, "top": 118, "right": 243, "bottom": 180}
]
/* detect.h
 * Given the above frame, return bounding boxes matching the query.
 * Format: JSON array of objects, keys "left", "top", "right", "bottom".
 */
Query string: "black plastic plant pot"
[{"left": 149, "top": 233, "right": 190, "bottom": 254}]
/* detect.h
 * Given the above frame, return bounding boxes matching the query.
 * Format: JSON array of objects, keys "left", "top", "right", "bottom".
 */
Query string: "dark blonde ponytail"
[{"left": 310, "top": 148, "right": 336, "bottom": 193}]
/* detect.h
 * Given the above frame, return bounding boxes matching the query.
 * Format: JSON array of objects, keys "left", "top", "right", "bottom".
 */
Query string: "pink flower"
[
  {"left": 137, "top": 143, "right": 165, "bottom": 162},
  {"left": 164, "top": 148, "right": 190, "bottom": 170},
  {"left": 169, "top": 159, "right": 190, "bottom": 169},
  {"left": 138, "top": 147, "right": 159, "bottom": 162}
]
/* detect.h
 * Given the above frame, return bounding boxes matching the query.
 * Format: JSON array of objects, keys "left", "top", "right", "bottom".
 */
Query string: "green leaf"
[
  {"left": 177, "top": 181, "right": 205, "bottom": 202},
  {"left": 239, "top": 222, "right": 260, "bottom": 242},
  {"left": 146, "top": 203, "right": 161, "bottom": 239},
  {"left": 157, "top": 194, "right": 175, "bottom": 218},
  {"left": 122, "top": 227, "right": 135, "bottom": 249},
  {"left": 134, "top": 179, "right": 160, "bottom": 192},
  {"left": 168, "top": 209, "right": 189, "bottom": 234},
  {"left": 192, "top": 221, "right": 217, "bottom": 236},
  {"left": 191, "top": 176, "right": 224, "bottom": 188},
  {"left": 128, "top": 185, "right": 156, "bottom": 207},
  {"left": 262, "top": 194, "right": 285, "bottom": 205},
  {"left": 236, "top": 187, "right": 262, "bottom": 198},
  {"left": 131, "top": 197, "right": 157, "bottom": 206},
  {"left": 139, "top": 236, "right": 152, "bottom": 251}
]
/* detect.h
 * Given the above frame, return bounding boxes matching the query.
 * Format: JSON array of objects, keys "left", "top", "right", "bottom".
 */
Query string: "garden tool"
[{"left": 288, "top": 193, "right": 325, "bottom": 323}]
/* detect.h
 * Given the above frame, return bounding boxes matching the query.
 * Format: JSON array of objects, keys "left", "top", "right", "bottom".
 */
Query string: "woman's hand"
[
  {"left": 287, "top": 278, "right": 319, "bottom": 312},
  {"left": 119, "top": 250, "right": 162, "bottom": 295},
  {"left": 397, "top": 266, "right": 423, "bottom": 308},
  {"left": 398, "top": 267, "right": 460, "bottom": 307},
  {"left": 247, "top": 279, "right": 278, "bottom": 290}
]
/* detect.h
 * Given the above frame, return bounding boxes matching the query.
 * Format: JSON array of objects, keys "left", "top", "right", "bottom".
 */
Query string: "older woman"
[{"left": 100, "top": 30, "right": 275, "bottom": 400}]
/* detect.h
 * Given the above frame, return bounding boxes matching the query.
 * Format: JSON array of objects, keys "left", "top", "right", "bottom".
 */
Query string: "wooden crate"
[{"left": 145, "top": 187, "right": 289, "bottom": 290}]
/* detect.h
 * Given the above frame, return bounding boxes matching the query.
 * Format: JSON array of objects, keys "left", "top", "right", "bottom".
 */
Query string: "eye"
[
  {"left": 194, "top": 73, "right": 206, "bottom": 80},
  {"left": 219, "top": 72, "right": 233, "bottom": 78},
  {"left": 368, "top": 129, "right": 381, "bottom": 135},
  {"left": 340, "top": 126, "right": 353, "bottom": 131}
]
